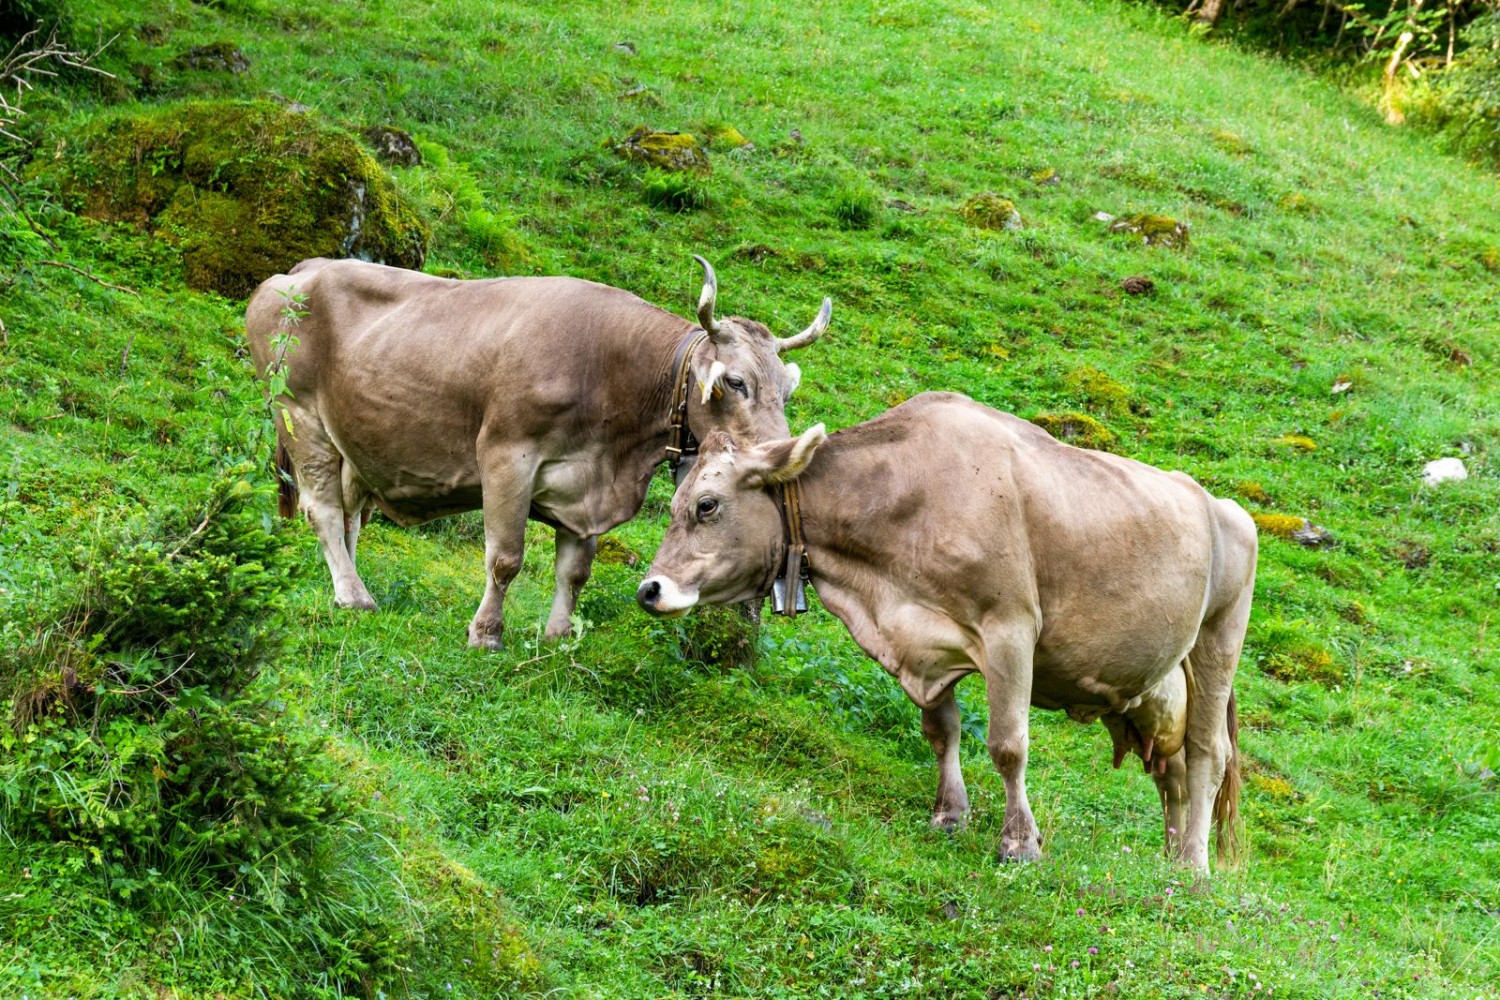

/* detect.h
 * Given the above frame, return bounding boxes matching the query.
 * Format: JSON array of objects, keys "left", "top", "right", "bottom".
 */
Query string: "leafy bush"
[
  {"left": 0, "top": 472, "right": 343, "bottom": 880},
  {"left": 1413, "top": 13, "right": 1500, "bottom": 161}
]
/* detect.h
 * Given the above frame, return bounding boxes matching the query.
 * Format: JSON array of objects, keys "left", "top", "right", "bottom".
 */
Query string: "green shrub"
[
  {"left": 1414, "top": 13, "right": 1500, "bottom": 162},
  {"left": 0, "top": 472, "right": 344, "bottom": 879}
]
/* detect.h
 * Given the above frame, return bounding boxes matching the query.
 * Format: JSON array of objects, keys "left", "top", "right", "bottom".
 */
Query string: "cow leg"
[
  {"left": 1153, "top": 751, "right": 1188, "bottom": 857},
  {"left": 920, "top": 685, "right": 969, "bottom": 833},
  {"left": 340, "top": 461, "right": 372, "bottom": 567},
  {"left": 290, "top": 417, "right": 377, "bottom": 611},
  {"left": 544, "top": 528, "right": 597, "bottom": 639},
  {"left": 469, "top": 458, "right": 534, "bottom": 650},
  {"left": 982, "top": 637, "right": 1041, "bottom": 861},
  {"left": 1177, "top": 590, "right": 1252, "bottom": 871}
]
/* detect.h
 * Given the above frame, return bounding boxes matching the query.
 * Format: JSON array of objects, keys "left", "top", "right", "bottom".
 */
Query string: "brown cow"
[
  {"left": 245, "top": 256, "right": 829, "bottom": 649},
  {"left": 637, "top": 393, "right": 1256, "bottom": 871}
]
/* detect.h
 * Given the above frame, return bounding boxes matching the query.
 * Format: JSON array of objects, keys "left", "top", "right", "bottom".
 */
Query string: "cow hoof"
[
  {"left": 467, "top": 629, "right": 504, "bottom": 651},
  {"left": 543, "top": 620, "right": 574, "bottom": 641},
  {"left": 930, "top": 812, "right": 968, "bottom": 835},
  {"left": 999, "top": 841, "right": 1042, "bottom": 863},
  {"left": 335, "top": 594, "right": 378, "bottom": 611}
]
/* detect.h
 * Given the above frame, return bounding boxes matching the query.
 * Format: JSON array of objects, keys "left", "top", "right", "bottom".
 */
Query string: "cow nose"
[{"left": 636, "top": 578, "right": 662, "bottom": 611}]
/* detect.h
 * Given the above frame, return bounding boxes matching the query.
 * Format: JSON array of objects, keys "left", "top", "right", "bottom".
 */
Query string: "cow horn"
[
  {"left": 700, "top": 360, "right": 727, "bottom": 404},
  {"left": 775, "top": 297, "right": 832, "bottom": 354},
  {"left": 692, "top": 254, "right": 720, "bottom": 336}
]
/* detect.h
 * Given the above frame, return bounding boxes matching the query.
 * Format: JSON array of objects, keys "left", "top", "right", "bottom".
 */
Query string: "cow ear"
[{"left": 738, "top": 424, "right": 827, "bottom": 488}]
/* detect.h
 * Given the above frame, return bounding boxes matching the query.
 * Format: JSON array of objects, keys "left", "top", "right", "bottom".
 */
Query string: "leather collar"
[{"left": 666, "top": 329, "right": 709, "bottom": 473}]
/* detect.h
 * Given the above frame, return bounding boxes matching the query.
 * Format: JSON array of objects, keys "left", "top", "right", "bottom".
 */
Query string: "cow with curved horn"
[
  {"left": 638, "top": 393, "right": 1255, "bottom": 872},
  {"left": 245, "top": 256, "right": 831, "bottom": 649}
]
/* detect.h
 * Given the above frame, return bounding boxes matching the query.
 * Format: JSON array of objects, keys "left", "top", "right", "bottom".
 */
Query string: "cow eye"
[
  {"left": 724, "top": 375, "right": 747, "bottom": 396},
  {"left": 696, "top": 496, "right": 719, "bottom": 519}
]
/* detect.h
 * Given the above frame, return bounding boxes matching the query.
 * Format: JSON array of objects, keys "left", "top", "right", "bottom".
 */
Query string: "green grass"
[{"left": 2, "top": 0, "right": 1498, "bottom": 996}]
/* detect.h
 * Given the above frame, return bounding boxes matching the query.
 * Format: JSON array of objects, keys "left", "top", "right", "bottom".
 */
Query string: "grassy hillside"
[{"left": 2, "top": 0, "right": 1497, "bottom": 996}]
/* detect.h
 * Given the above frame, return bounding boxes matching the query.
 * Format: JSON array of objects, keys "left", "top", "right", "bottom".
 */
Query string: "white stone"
[
  {"left": 1093, "top": 211, "right": 1116, "bottom": 223},
  {"left": 1422, "top": 457, "right": 1468, "bottom": 485}
]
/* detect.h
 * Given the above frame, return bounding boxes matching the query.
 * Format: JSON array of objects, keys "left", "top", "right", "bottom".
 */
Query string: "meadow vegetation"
[{"left": 1, "top": 0, "right": 1497, "bottom": 996}]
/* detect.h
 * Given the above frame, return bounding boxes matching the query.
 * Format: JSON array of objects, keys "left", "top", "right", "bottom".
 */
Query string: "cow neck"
[
  {"left": 666, "top": 329, "right": 709, "bottom": 473},
  {"left": 770, "top": 478, "right": 811, "bottom": 618}
]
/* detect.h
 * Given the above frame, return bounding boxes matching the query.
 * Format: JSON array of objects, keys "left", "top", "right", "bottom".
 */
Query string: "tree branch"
[{"left": 30, "top": 259, "right": 139, "bottom": 296}]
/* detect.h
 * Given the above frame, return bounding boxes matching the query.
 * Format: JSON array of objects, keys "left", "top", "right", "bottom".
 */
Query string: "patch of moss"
[
  {"left": 1252, "top": 513, "right": 1307, "bottom": 541},
  {"left": 403, "top": 847, "right": 546, "bottom": 993},
  {"left": 1280, "top": 192, "right": 1315, "bottom": 214},
  {"left": 46, "top": 100, "right": 428, "bottom": 297},
  {"left": 595, "top": 534, "right": 640, "bottom": 567},
  {"left": 1249, "top": 773, "right": 1296, "bottom": 799},
  {"left": 1029, "top": 167, "right": 1060, "bottom": 186},
  {"left": 1108, "top": 213, "right": 1189, "bottom": 249},
  {"left": 1255, "top": 620, "right": 1342, "bottom": 686},
  {"left": 1063, "top": 364, "right": 1132, "bottom": 416},
  {"left": 701, "top": 121, "right": 751, "bottom": 149},
  {"left": 1236, "top": 481, "right": 1272, "bottom": 504},
  {"left": 1274, "top": 433, "right": 1316, "bottom": 452},
  {"left": 959, "top": 192, "right": 1022, "bottom": 231},
  {"left": 611, "top": 125, "right": 711, "bottom": 175},
  {"left": 1029, "top": 411, "right": 1116, "bottom": 451},
  {"left": 1211, "top": 129, "right": 1253, "bottom": 156}
]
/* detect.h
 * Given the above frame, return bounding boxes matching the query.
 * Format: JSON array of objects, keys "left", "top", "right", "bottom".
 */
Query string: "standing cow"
[
  {"left": 636, "top": 393, "right": 1256, "bottom": 871},
  {"left": 245, "top": 256, "right": 829, "bottom": 649}
]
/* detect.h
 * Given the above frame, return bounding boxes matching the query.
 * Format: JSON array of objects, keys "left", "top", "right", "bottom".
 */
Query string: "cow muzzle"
[{"left": 636, "top": 576, "right": 699, "bottom": 617}]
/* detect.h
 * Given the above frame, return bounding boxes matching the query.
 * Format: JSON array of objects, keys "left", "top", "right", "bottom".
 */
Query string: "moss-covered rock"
[
  {"left": 1029, "top": 411, "right": 1116, "bottom": 451},
  {"left": 1108, "top": 213, "right": 1189, "bottom": 249},
  {"left": 595, "top": 534, "right": 640, "bottom": 567},
  {"left": 362, "top": 124, "right": 422, "bottom": 167},
  {"left": 1252, "top": 513, "right": 1335, "bottom": 548},
  {"left": 45, "top": 100, "right": 429, "bottom": 297},
  {"left": 610, "top": 125, "right": 711, "bottom": 175},
  {"left": 173, "top": 42, "right": 250, "bottom": 74},
  {"left": 959, "top": 192, "right": 1022, "bottom": 231}
]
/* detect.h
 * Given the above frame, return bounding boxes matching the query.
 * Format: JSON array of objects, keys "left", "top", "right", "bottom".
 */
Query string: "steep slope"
[{"left": 2, "top": 0, "right": 1496, "bottom": 996}]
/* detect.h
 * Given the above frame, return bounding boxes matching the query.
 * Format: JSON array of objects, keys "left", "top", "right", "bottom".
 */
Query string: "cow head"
[
  {"left": 681, "top": 256, "right": 829, "bottom": 471},
  {"left": 638, "top": 424, "right": 827, "bottom": 615}
]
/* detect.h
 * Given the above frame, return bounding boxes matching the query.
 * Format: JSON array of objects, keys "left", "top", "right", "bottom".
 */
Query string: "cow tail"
[
  {"left": 275, "top": 440, "right": 298, "bottom": 518},
  {"left": 1213, "top": 689, "right": 1242, "bottom": 866}
]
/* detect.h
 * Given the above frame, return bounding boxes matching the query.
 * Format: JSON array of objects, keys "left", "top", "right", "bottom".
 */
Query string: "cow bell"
[{"left": 773, "top": 546, "right": 809, "bottom": 617}]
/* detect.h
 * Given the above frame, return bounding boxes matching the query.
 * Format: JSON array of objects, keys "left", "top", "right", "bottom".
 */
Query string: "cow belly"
[{"left": 372, "top": 484, "right": 485, "bottom": 526}]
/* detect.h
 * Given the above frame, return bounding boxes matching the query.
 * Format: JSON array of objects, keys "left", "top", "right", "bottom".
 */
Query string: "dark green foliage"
[
  {"left": 1413, "top": 13, "right": 1500, "bottom": 162},
  {"left": 0, "top": 0, "right": 64, "bottom": 41},
  {"left": 0, "top": 473, "right": 340, "bottom": 876},
  {"left": 39, "top": 100, "right": 429, "bottom": 297}
]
